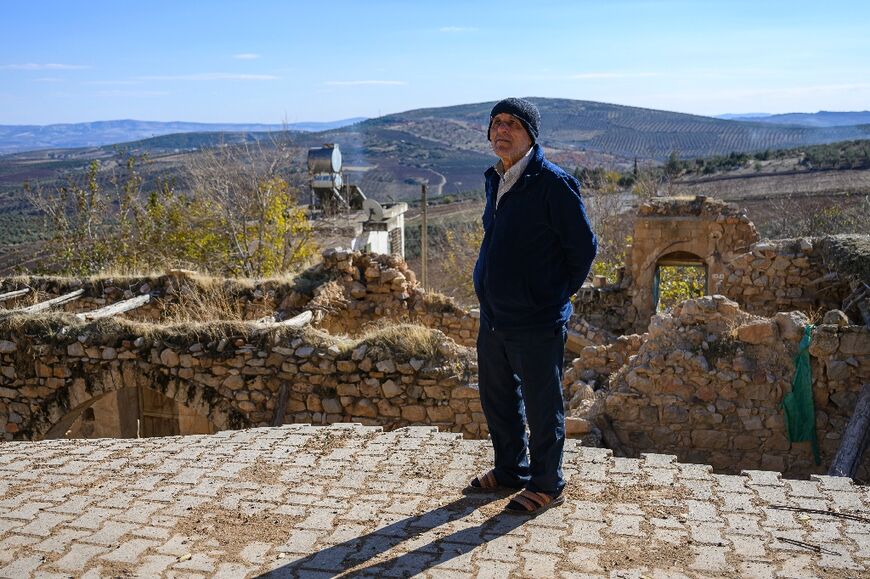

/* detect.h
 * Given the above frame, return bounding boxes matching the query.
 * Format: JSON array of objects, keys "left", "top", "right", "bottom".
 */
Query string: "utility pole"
[{"left": 421, "top": 183, "right": 428, "bottom": 290}]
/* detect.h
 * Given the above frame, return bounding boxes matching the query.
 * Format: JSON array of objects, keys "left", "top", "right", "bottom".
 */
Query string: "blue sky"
[{"left": 2, "top": 0, "right": 868, "bottom": 124}]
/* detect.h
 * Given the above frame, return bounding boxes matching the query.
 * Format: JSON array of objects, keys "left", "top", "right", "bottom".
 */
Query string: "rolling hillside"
[
  {"left": 719, "top": 111, "right": 870, "bottom": 128},
  {"left": 2, "top": 97, "right": 870, "bottom": 218},
  {"left": 0, "top": 118, "right": 366, "bottom": 155}
]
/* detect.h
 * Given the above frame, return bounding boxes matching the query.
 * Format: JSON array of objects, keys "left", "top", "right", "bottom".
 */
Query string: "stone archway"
[
  {"left": 43, "top": 384, "right": 219, "bottom": 440},
  {"left": 627, "top": 197, "right": 759, "bottom": 331},
  {"left": 653, "top": 250, "right": 708, "bottom": 312},
  {"left": 27, "top": 364, "right": 249, "bottom": 441}
]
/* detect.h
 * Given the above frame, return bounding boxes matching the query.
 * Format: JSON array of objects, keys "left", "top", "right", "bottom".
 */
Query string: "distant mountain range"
[
  {"left": 717, "top": 111, "right": 870, "bottom": 127},
  {"left": 2, "top": 99, "right": 870, "bottom": 204},
  {"left": 0, "top": 118, "right": 367, "bottom": 155}
]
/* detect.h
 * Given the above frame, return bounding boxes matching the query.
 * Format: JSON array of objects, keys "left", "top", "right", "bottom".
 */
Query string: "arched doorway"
[
  {"left": 44, "top": 385, "right": 217, "bottom": 439},
  {"left": 653, "top": 251, "right": 708, "bottom": 313}
]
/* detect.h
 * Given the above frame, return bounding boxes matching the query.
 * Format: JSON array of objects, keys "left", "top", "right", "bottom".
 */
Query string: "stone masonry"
[
  {"left": 592, "top": 296, "right": 870, "bottom": 479},
  {"left": 0, "top": 318, "right": 486, "bottom": 441},
  {"left": 0, "top": 424, "right": 868, "bottom": 578}
]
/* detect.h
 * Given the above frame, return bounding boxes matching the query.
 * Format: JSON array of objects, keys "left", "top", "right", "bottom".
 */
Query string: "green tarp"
[{"left": 782, "top": 325, "right": 820, "bottom": 465}]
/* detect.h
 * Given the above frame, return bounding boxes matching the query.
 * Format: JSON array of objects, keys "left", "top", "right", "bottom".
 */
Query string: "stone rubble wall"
[
  {"left": 593, "top": 295, "right": 869, "bottom": 478},
  {"left": 0, "top": 321, "right": 486, "bottom": 442},
  {"left": 311, "top": 248, "right": 479, "bottom": 347},
  {"left": 719, "top": 238, "right": 853, "bottom": 319},
  {"left": 0, "top": 275, "right": 284, "bottom": 323},
  {"left": 569, "top": 298, "right": 631, "bottom": 342},
  {"left": 0, "top": 248, "right": 481, "bottom": 346}
]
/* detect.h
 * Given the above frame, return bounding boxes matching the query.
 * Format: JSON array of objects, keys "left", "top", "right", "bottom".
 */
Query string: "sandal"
[
  {"left": 467, "top": 469, "right": 513, "bottom": 493},
  {"left": 504, "top": 489, "right": 565, "bottom": 515}
]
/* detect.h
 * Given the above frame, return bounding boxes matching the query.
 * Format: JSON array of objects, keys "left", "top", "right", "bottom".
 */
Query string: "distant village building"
[{"left": 307, "top": 143, "right": 408, "bottom": 257}]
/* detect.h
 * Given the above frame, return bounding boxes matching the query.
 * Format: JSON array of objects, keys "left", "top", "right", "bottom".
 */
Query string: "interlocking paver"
[
  {"left": 0, "top": 554, "right": 45, "bottom": 578},
  {"left": 100, "top": 538, "right": 161, "bottom": 563},
  {"left": 0, "top": 424, "right": 866, "bottom": 578},
  {"left": 51, "top": 543, "right": 110, "bottom": 572}
]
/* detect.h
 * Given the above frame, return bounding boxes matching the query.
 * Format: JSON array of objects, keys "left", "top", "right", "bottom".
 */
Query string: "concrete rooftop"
[{"left": 0, "top": 425, "right": 868, "bottom": 578}]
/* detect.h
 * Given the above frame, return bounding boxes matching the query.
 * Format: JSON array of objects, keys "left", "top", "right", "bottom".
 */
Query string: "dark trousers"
[{"left": 476, "top": 323, "right": 567, "bottom": 495}]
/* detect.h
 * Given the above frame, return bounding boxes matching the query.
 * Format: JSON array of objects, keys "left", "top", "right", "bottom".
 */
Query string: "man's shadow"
[{"left": 259, "top": 490, "right": 529, "bottom": 578}]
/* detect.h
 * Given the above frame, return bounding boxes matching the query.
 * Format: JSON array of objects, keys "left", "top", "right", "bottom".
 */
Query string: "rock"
[
  {"left": 825, "top": 360, "right": 851, "bottom": 381},
  {"left": 321, "top": 398, "right": 343, "bottom": 414},
  {"left": 691, "top": 429, "right": 729, "bottom": 449},
  {"left": 426, "top": 405, "right": 453, "bottom": 422},
  {"left": 737, "top": 320, "right": 777, "bottom": 345},
  {"left": 295, "top": 346, "right": 315, "bottom": 358},
  {"left": 350, "top": 399, "right": 378, "bottom": 418},
  {"left": 222, "top": 375, "right": 244, "bottom": 390},
  {"left": 839, "top": 331, "right": 869, "bottom": 355},
  {"left": 67, "top": 342, "right": 85, "bottom": 357},
  {"left": 350, "top": 282, "right": 367, "bottom": 299},
  {"left": 376, "top": 359, "right": 396, "bottom": 373},
  {"left": 808, "top": 327, "right": 839, "bottom": 357},
  {"left": 452, "top": 386, "right": 479, "bottom": 399},
  {"left": 565, "top": 417, "right": 592, "bottom": 436},
  {"left": 401, "top": 405, "right": 427, "bottom": 422},
  {"left": 381, "top": 380, "right": 403, "bottom": 398},
  {"left": 0, "top": 340, "right": 16, "bottom": 354},
  {"left": 774, "top": 311, "right": 809, "bottom": 342},
  {"left": 822, "top": 310, "right": 850, "bottom": 326},
  {"left": 159, "top": 349, "right": 179, "bottom": 367}
]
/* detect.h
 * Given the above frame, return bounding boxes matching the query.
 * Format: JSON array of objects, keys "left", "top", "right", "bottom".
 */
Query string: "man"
[{"left": 470, "top": 97, "right": 597, "bottom": 515}]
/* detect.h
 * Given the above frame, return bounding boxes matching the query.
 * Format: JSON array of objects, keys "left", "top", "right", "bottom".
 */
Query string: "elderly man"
[{"left": 470, "top": 97, "right": 597, "bottom": 515}]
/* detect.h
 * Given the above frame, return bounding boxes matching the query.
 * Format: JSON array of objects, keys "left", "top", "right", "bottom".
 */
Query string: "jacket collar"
[{"left": 485, "top": 143, "right": 545, "bottom": 181}]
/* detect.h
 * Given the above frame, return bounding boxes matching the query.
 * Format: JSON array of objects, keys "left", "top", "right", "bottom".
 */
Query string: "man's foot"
[
  {"left": 504, "top": 489, "right": 564, "bottom": 515},
  {"left": 466, "top": 469, "right": 517, "bottom": 493}
]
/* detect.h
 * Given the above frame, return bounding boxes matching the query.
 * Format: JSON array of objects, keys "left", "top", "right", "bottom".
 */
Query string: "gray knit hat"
[{"left": 487, "top": 97, "right": 540, "bottom": 143}]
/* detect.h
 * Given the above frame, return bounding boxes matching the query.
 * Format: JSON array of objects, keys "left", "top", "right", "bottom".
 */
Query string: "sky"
[{"left": 2, "top": 0, "right": 869, "bottom": 125}]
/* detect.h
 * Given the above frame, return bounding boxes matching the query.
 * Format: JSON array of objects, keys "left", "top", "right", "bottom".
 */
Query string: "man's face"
[{"left": 489, "top": 113, "right": 532, "bottom": 167}]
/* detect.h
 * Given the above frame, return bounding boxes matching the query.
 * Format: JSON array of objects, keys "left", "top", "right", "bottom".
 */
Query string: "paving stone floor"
[{"left": 0, "top": 424, "right": 868, "bottom": 578}]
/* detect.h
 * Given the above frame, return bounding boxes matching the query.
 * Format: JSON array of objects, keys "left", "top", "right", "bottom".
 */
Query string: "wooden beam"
[
  {"left": 257, "top": 310, "right": 313, "bottom": 330},
  {"left": 271, "top": 383, "right": 290, "bottom": 427},
  {"left": 0, "top": 288, "right": 30, "bottom": 303},
  {"left": 828, "top": 383, "right": 870, "bottom": 479},
  {"left": 15, "top": 289, "right": 84, "bottom": 314},
  {"left": 76, "top": 294, "right": 151, "bottom": 320}
]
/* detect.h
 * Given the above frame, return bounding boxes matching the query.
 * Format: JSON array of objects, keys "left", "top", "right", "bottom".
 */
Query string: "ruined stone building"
[
  {"left": 1, "top": 196, "right": 868, "bottom": 481},
  {"left": 1, "top": 195, "right": 869, "bottom": 577}
]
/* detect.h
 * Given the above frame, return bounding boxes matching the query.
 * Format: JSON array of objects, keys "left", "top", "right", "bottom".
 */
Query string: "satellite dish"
[{"left": 362, "top": 198, "right": 384, "bottom": 221}]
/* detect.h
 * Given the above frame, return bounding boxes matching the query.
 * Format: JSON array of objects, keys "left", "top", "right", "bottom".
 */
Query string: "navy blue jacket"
[{"left": 473, "top": 144, "right": 597, "bottom": 331}]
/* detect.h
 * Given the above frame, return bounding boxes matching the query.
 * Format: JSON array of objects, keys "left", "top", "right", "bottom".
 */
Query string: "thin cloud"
[
  {"left": 34, "top": 77, "right": 64, "bottom": 83},
  {"left": 137, "top": 73, "right": 278, "bottom": 81},
  {"left": 233, "top": 53, "right": 261, "bottom": 60},
  {"left": 1, "top": 63, "right": 90, "bottom": 70},
  {"left": 439, "top": 26, "right": 478, "bottom": 33},
  {"left": 325, "top": 80, "right": 407, "bottom": 86},
  {"left": 571, "top": 72, "right": 662, "bottom": 79},
  {"left": 94, "top": 89, "right": 169, "bottom": 97},
  {"left": 84, "top": 80, "right": 143, "bottom": 86}
]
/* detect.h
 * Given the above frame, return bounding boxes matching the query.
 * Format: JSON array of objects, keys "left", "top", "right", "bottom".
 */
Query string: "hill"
[
  {"left": 2, "top": 98, "right": 870, "bottom": 238},
  {"left": 0, "top": 118, "right": 367, "bottom": 155},
  {"left": 719, "top": 111, "right": 870, "bottom": 127}
]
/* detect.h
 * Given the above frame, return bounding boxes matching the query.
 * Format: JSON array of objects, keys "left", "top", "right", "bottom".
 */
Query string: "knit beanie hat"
[{"left": 488, "top": 97, "right": 540, "bottom": 143}]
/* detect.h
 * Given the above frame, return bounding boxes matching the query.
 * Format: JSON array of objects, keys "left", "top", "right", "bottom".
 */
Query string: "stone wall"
[
  {"left": 720, "top": 237, "right": 855, "bottom": 319},
  {"left": 591, "top": 295, "right": 869, "bottom": 478},
  {"left": 0, "top": 248, "right": 481, "bottom": 347},
  {"left": 0, "top": 317, "right": 486, "bottom": 442},
  {"left": 0, "top": 274, "right": 283, "bottom": 323},
  {"left": 572, "top": 286, "right": 634, "bottom": 336},
  {"left": 624, "top": 197, "right": 759, "bottom": 333},
  {"left": 310, "top": 248, "right": 479, "bottom": 347}
]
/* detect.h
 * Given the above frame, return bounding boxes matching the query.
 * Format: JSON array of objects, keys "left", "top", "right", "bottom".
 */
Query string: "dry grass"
[
  {"left": 419, "top": 290, "right": 465, "bottom": 314},
  {"left": 349, "top": 322, "right": 448, "bottom": 361},
  {"left": 161, "top": 280, "right": 250, "bottom": 324}
]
